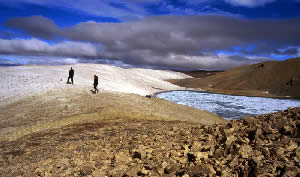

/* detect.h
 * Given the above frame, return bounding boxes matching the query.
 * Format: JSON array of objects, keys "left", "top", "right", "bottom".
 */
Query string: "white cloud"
[
  {"left": 178, "top": 0, "right": 210, "bottom": 5},
  {"left": 0, "top": 38, "right": 99, "bottom": 57},
  {"left": 0, "top": 38, "right": 269, "bottom": 69},
  {"left": 224, "top": 0, "right": 277, "bottom": 7},
  {"left": 126, "top": 0, "right": 161, "bottom": 3},
  {"left": 147, "top": 53, "right": 268, "bottom": 70}
]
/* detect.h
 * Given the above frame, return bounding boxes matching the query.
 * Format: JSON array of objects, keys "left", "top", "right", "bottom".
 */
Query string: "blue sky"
[{"left": 0, "top": 0, "right": 300, "bottom": 69}]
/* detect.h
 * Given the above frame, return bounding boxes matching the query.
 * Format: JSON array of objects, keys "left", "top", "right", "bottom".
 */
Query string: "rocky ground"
[{"left": 0, "top": 107, "right": 299, "bottom": 177}]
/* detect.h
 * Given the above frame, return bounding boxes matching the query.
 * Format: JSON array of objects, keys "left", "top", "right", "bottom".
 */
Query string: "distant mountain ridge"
[{"left": 170, "top": 58, "right": 300, "bottom": 99}]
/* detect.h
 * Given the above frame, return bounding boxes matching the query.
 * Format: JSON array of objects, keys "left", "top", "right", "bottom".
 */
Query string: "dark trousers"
[
  {"left": 68, "top": 76, "right": 73, "bottom": 84},
  {"left": 94, "top": 84, "right": 99, "bottom": 93}
]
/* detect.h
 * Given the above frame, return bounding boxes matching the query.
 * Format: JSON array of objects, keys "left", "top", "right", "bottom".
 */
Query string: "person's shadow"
[{"left": 90, "top": 89, "right": 96, "bottom": 94}]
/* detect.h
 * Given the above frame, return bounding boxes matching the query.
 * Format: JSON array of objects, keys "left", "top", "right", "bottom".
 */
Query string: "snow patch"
[{"left": 0, "top": 64, "right": 190, "bottom": 106}]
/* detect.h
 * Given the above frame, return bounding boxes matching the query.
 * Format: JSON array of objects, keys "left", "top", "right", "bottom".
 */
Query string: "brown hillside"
[{"left": 170, "top": 58, "right": 300, "bottom": 99}]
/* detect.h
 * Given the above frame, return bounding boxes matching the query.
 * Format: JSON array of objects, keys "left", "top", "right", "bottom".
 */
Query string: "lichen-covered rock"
[{"left": 239, "top": 145, "right": 253, "bottom": 159}]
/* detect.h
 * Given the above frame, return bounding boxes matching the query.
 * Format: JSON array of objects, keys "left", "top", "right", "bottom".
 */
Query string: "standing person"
[
  {"left": 93, "top": 75, "right": 99, "bottom": 94},
  {"left": 67, "top": 67, "right": 74, "bottom": 84}
]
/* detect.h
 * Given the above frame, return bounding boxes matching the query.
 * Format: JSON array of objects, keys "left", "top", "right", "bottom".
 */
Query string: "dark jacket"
[
  {"left": 69, "top": 68, "right": 74, "bottom": 77},
  {"left": 94, "top": 76, "right": 98, "bottom": 85}
]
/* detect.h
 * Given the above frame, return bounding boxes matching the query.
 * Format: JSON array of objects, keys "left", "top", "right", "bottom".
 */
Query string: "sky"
[{"left": 0, "top": 0, "right": 300, "bottom": 70}]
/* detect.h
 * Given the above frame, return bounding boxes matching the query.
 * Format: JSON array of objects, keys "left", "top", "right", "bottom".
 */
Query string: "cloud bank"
[{"left": 2, "top": 15, "right": 300, "bottom": 69}]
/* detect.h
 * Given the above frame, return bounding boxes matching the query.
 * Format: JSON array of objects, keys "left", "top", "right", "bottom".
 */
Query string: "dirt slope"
[
  {"left": 170, "top": 58, "right": 300, "bottom": 99},
  {"left": 0, "top": 90, "right": 225, "bottom": 142}
]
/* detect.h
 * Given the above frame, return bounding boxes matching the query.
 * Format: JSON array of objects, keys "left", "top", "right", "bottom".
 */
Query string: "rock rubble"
[{"left": 0, "top": 107, "right": 299, "bottom": 176}]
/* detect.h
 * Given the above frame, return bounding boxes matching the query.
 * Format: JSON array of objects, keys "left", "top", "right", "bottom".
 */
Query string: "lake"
[{"left": 157, "top": 91, "right": 300, "bottom": 120}]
